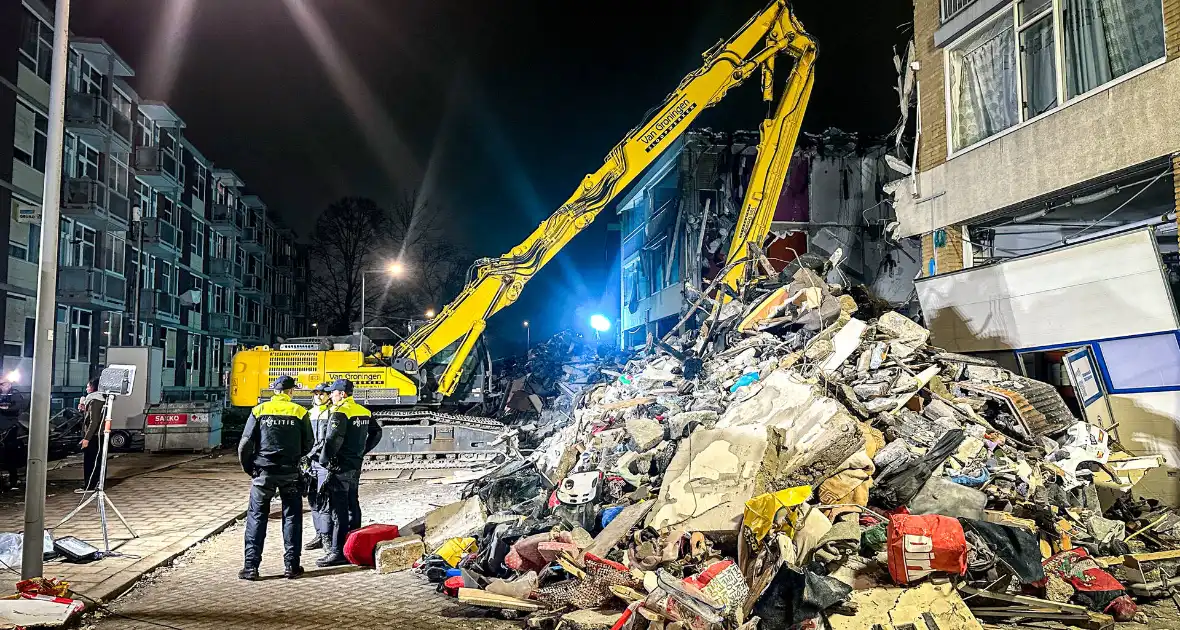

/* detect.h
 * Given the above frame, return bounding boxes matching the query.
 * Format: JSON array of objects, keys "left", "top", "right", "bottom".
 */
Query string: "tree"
[
  {"left": 308, "top": 194, "right": 470, "bottom": 335},
  {"left": 308, "top": 197, "right": 392, "bottom": 334}
]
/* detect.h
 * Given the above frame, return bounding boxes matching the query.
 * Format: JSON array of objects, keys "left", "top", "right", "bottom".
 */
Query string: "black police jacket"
[
  {"left": 238, "top": 393, "right": 313, "bottom": 477},
  {"left": 319, "top": 397, "right": 381, "bottom": 473}
]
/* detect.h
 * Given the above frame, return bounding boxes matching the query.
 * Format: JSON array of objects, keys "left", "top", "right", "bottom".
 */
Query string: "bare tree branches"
[{"left": 307, "top": 195, "right": 470, "bottom": 334}]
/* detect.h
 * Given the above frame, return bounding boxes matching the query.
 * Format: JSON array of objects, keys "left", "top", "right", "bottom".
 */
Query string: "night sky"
[{"left": 69, "top": 0, "right": 911, "bottom": 355}]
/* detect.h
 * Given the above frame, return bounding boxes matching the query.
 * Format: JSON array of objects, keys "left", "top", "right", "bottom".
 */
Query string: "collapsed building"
[
  {"left": 376, "top": 264, "right": 1177, "bottom": 630},
  {"left": 617, "top": 128, "right": 920, "bottom": 348}
]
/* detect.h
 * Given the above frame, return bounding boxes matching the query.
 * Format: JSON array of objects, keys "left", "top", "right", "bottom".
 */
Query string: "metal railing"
[{"left": 942, "top": 0, "right": 978, "bottom": 21}]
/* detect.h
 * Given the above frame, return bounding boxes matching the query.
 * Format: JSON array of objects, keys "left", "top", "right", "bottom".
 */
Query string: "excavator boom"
[{"left": 395, "top": 0, "right": 816, "bottom": 397}]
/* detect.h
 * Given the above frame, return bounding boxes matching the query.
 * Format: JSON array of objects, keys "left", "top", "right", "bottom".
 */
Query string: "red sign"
[{"left": 146, "top": 413, "right": 188, "bottom": 426}]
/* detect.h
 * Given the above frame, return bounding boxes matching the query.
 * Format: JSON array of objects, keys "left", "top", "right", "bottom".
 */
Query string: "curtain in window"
[
  {"left": 1065, "top": 0, "right": 1112, "bottom": 97},
  {"left": 1022, "top": 18, "right": 1058, "bottom": 117},
  {"left": 950, "top": 18, "right": 1018, "bottom": 151},
  {"left": 1066, "top": 0, "right": 1164, "bottom": 96},
  {"left": 1100, "top": 0, "right": 1165, "bottom": 76}
]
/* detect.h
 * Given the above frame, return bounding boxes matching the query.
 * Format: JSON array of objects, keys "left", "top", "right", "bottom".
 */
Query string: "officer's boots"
[
  {"left": 303, "top": 534, "right": 323, "bottom": 551},
  {"left": 284, "top": 564, "right": 305, "bottom": 579},
  {"left": 316, "top": 552, "right": 349, "bottom": 567},
  {"left": 238, "top": 567, "right": 260, "bottom": 581}
]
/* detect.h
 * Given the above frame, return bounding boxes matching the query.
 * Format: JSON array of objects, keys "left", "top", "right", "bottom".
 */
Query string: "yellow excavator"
[{"left": 229, "top": 0, "right": 816, "bottom": 469}]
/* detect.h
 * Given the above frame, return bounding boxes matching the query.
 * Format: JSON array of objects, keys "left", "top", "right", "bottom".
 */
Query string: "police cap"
[
  {"left": 271, "top": 375, "right": 296, "bottom": 391},
  {"left": 327, "top": 378, "right": 354, "bottom": 394},
  {"left": 312, "top": 382, "right": 330, "bottom": 393}
]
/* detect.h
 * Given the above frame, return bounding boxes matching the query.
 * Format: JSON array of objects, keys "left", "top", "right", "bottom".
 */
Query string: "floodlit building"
[
  {"left": 0, "top": 1, "right": 310, "bottom": 408},
  {"left": 894, "top": 0, "right": 1180, "bottom": 502},
  {"left": 617, "top": 129, "right": 919, "bottom": 348}
]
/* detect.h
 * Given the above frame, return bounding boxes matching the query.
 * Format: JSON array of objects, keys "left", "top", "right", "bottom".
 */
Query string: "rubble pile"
[{"left": 404, "top": 270, "right": 1178, "bottom": 630}]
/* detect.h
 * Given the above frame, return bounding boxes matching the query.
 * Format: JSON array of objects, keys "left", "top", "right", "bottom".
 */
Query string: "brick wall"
[
  {"left": 1174, "top": 155, "right": 1180, "bottom": 237},
  {"left": 915, "top": 0, "right": 948, "bottom": 173},
  {"left": 920, "top": 225, "right": 966, "bottom": 277},
  {"left": 1167, "top": 0, "right": 1180, "bottom": 60}
]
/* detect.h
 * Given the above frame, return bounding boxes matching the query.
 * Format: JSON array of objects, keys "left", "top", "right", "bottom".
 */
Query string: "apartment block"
[
  {"left": 618, "top": 129, "right": 918, "bottom": 348},
  {"left": 1, "top": 1, "right": 310, "bottom": 408}
]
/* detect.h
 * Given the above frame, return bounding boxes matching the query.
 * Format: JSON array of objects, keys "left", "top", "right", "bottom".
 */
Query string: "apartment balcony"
[
  {"left": 61, "top": 178, "right": 130, "bottom": 231},
  {"left": 133, "top": 146, "right": 181, "bottom": 190},
  {"left": 209, "top": 204, "right": 240, "bottom": 235},
  {"left": 273, "top": 253, "right": 294, "bottom": 270},
  {"left": 240, "top": 273, "right": 265, "bottom": 297},
  {"left": 140, "top": 217, "right": 181, "bottom": 256},
  {"left": 240, "top": 227, "right": 264, "bottom": 254},
  {"left": 139, "top": 289, "right": 181, "bottom": 324},
  {"left": 208, "top": 258, "right": 243, "bottom": 287},
  {"left": 241, "top": 322, "right": 265, "bottom": 345},
  {"left": 209, "top": 312, "right": 242, "bottom": 337},
  {"left": 64, "top": 92, "right": 133, "bottom": 151},
  {"left": 57, "top": 268, "right": 126, "bottom": 310},
  {"left": 273, "top": 294, "right": 294, "bottom": 311}
]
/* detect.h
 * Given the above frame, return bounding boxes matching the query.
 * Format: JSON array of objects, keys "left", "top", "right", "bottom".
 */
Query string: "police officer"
[
  {"left": 303, "top": 382, "right": 333, "bottom": 551},
  {"left": 315, "top": 378, "right": 381, "bottom": 567},
  {"left": 238, "top": 375, "right": 313, "bottom": 580}
]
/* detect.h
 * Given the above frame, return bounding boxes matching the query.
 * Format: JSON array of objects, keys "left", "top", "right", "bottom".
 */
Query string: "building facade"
[
  {"left": 618, "top": 129, "right": 918, "bottom": 348},
  {"left": 893, "top": 0, "right": 1180, "bottom": 505},
  {"left": 894, "top": 0, "right": 1180, "bottom": 271},
  {"left": 1, "top": 1, "right": 310, "bottom": 408}
]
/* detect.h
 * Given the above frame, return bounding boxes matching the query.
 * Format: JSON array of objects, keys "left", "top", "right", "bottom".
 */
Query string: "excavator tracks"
[{"left": 363, "top": 409, "right": 510, "bottom": 471}]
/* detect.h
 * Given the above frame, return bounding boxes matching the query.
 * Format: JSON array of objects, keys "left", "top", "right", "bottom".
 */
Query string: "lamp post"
[
  {"left": 359, "top": 261, "right": 405, "bottom": 334},
  {"left": 523, "top": 320, "right": 530, "bottom": 352},
  {"left": 425, "top": 309, "right": 436, "bottom": 319},
  {"left": 590, "top": 314, "right": 611, "bottom": 343}
]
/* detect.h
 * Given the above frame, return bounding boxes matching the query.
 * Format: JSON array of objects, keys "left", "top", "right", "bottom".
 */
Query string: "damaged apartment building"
[
  {"left": 617, "top": 129, "right": 920, "bottom": 348},
  {"left": 889, "top": 0, "right": 1180, "bottom": 504}
]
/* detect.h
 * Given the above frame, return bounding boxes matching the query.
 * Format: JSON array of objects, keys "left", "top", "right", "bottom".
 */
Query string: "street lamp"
[
  {"left": 360, "top": 261, "right": 406, "bottom": 334},
  {"left": 523, "top": 320, "right": 530, "bottom": 352},
  {"left": 590, "top": 314, "right": 611, "bottom": 342},
  {"left": 425, "top": 309, "right": 435, "bottom": 319}
]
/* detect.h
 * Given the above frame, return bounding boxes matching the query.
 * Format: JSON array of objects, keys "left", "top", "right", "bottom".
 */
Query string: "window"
[
  {"left": 156, "top": 193, "right": 175, "bottom": 223},
  {"left": 104, "top": 233, "right": 126, "bottom": 275},
  {"left": 1097, "top": 333, "right": 1180, "bottom": 391},
  {"left": 14, "top": 101, "right": 48, "bottom": 171},
  {"left": 18, "top": 6, "right": 52, "bottom": 83},
  {"left": 211, "top": 285, "right": 227, "bottom": 313},
  {"left": 112, "top": 90, "right": 133, "bottom": 118},
  {"left": 73, "top": 139, "right": 101, "bottom": 181},
  {"left": 135, "top": 181, "right": 154, "bottom": 219},
  {"left": 188, "top": 277, "right": 204, "bottom": 312},
  {"left": 164, "top": 328, "right": 176, "bottom": 369},
  {"left": 69, "top": 309, "right": 92, "bottom": 363},
  {"left": 102, "top": 312, "right": 122, "bottom": 347},
  {"left": 193, "top": 163, "right": 207, "bottom": 201},
  {"left": 72, "top": 56, "right": 106, "bottom": 97},
  {"left": 64, "top": 222, "right": 96, "bottom": 267},
  {"left": 136, "top": 112, "right": 154, "bottom": 148},
  {"left": 24, "top": 317, "right": 35, "bottom": 358},
  {"left": 160, "top": 261, "right": 175, "bottom": 294},
  {"left": 947, "top": 0, "right": 1165, "bottom": 152},
  {"left": 108, "top": 153, "right": 131, "bottom": 198},
  {"left": 1063, "top": 0, "right": 1166, "bottom": 98},
  {"left": 191, "top": 222, "right": 205, "bottom": 255}
]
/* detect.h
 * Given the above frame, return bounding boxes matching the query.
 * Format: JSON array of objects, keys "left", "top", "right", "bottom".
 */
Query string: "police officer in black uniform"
[
  {"left": 238, "top": 375, "right": 313, "bottom": 580},
  {"left": 315, "top": 378, "right": 381, "bottom": 567}
]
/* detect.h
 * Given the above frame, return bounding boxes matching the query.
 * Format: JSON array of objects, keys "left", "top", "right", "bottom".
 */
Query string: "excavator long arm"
[
  {"left": 393, "top": 0, "right": 815, "bottom": 398},
  {"left": 718, "top": 36, "right": 817, "bottom": 293}
]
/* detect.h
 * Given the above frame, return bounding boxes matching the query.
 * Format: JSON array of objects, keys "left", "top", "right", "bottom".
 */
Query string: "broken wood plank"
[
  {"left": 457, "top": 588, "right": 544, "bottom": 612},
  {"left": 601, "top": 397, "right": 656, "bottom": 411}
]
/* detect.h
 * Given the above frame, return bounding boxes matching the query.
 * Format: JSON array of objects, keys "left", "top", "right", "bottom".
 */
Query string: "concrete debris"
[
  {"left": 406, "top": 278, "right": 1177, "bottom": 630},
  {"left": 374, "top": 536, "right": 426, "bottom": 574}
]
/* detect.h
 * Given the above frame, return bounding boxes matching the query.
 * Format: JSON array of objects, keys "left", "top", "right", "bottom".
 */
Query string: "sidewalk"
[{"left": 0, "top": 453, "right": 248, "bottom": 604}]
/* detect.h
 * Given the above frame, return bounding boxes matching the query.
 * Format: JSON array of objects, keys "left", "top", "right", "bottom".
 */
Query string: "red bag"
[
  {"left": 887, "top": 514, "right": 967, "bottom": 584},
  {"left": 343, "top": 524, "right": 401, "bottom": 566}
]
